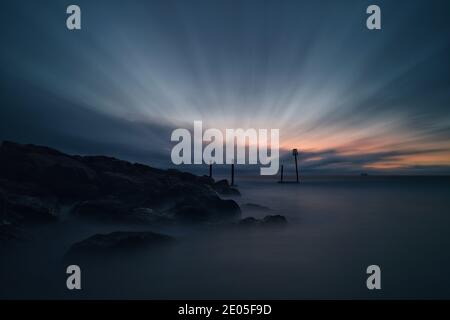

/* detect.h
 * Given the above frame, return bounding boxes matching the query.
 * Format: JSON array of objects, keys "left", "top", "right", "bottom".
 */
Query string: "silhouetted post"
[
  {"left": 209, "top": 162, "right": 213, "bottom": 178},
  {"left": 231, "top": 163, "right": 235, "bottom": 186},
  {"left": 280, "top": 164, "right": 284, "bottom": 183},
  {"left": 0, "top": 191, "right": 5, "bottom": 222},
  {"left": 293, "top": 149, "right": 299, "bottom": 183}
]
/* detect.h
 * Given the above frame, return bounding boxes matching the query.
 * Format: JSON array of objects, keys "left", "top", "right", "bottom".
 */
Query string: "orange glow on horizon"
[{"left": 280, "top": 133, "right": 450, "bottom": 170}]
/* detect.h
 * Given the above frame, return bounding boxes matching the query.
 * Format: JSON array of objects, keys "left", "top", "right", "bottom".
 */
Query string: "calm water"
[{"left": 1, "top": 176, "right": 450, "bottom": 299}]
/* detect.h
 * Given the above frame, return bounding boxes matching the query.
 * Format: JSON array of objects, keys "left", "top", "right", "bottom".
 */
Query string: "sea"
[{"left": 1, "top": 175, "right": 450, "bottom": 299}]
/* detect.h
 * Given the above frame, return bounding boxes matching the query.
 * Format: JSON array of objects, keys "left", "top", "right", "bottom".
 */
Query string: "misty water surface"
[{"left": 1, "top": 176, "right": 450, "bottom": 299}]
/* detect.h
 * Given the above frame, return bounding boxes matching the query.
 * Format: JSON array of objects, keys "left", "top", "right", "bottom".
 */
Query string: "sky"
[{"left": 1, "top": 0, "right": 450, "bottom": 174}]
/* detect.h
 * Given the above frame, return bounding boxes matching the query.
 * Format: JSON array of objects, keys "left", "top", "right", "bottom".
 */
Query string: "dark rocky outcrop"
[
  {"left": 71, "top": 199, "right": 175, "bottom": 224},
  {"left": 0, "top": 188, "right": 6, "bottom": 221},
  {"left": 262, "top": 215, "right": 287, "bottom": 225},
  {"left": 212, "top": 180, "right": 240, "bottom": 196},
  {"left": 68, "top": 231, "right": 174, "bottom": 255},
  {"left": 0, "top": 223, "right": 22, "bottom": 242},
  {"left": 242, "top": 203, "right": 273, "bottom": 212},
  {"left": 171, "top": 196, "right": 240, "bottom": 223},
  {"left": 238, "top": 217, "right": 260, "bottom": 227},
  {"left": 5, "top": 194, "right": 58, "bottom": 224},
  {"left": 238, "top": 215, "right": 287, "bottom": 227},
  {"left": 0, "top": 141, "right": 241, "bottom": 230}
]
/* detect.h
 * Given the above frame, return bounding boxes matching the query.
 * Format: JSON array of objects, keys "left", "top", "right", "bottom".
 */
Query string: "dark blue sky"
[{"left": 1, "top": 0, "right": 450, "bottom": 174}]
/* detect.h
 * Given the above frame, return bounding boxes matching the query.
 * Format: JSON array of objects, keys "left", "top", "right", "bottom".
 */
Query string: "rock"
[
  {"left": 5, "top": 194, "right": 58, "bottom": 224},
  {"left": 0, "top": 222, "right": 22, "bottom": 242},
  {"left": 0, "top": 141, "right": 99, "bottom": 199},
  {"left": 0, "top": 141, "right": 242, "bottom": 225},
  {"left": 238, "top": 217, "right": 260, "bottom": 226},
  {"left": 72, "top": 198, "right": 130, "bottom": 221},
  {"left": 242, "top": 203, "right": 272, "bottom": 212},
  {"left": 170, "top": 194, "right": 241, "bottom": 223},
  {"left": 0, "top": 179, "right": 51, "bottom": 198},
  {"left": 180, "top": 200, "right": 239, "bottom": 222},
  {"left": 237, "top": 215, "right": 287, "bottom": 227},
  {"left": 262, "top": 215, "right": 287, "bottom": 225},
  {"left": 131, "top": 208, "right": 174, "bottom": 223},
  {"left": 212, "top": 180, "right": 241, "bottom": 196},
  {"left": 155, "top": 180, "right": 241, "bottom": 223},
  {"left": 197, "top": 175, "right": 215, "bottom": 185},
  {"left": 71, "top": 199, "right": 165, "bottom": 224},
  {"left": 0, "top": 188, "right": 6, "bottom": 222},
  {"left": 68, "top": 231, "right": 174, "bottom": 254}
]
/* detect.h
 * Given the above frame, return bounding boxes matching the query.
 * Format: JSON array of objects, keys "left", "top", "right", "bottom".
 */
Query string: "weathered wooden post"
[
  {"left": 293, "top": 148, "right": 299, "bottom": 183},
  {"left": 209, "top": 161, "right": 213, "bottom": 178},
  {"left": 280, "top": 164, "right": 284, "bottom": 183},
  {"left": 231, "top": 163, "right": 235, "bottom": 186},
  {"left": 0, "top": 190, "right": 5, "bottom": 222}
]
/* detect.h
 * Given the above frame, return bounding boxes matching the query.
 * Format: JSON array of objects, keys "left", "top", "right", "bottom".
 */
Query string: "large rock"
[
  {"left": 0, "top": 141, "right": 241, "bottom": 225},
  {"left": 0, "top": 222, "right": 22, "bottom": 242},
  {"left": 171, "top": 196, "right": 241, "bottom": 223},
  {"left": 212, "top": 180, "right": 241, "bottom": 196},
  {"left": 68, "top": 231, "right": 174, "bottom": 254},
  {"left": 71, "top": 198, "right": 172, "bottom": 224},
  {"left": 0, "top": 188, "right": 6, "bottom": 221},
  {"left": 5, "top": 194, "right": 59, "bottom": 224},
  {"left": 0, "top": 141, "right": 99, "bottom": 199},
  {"left": 72, "top": 198, "right": 134, "bottom": 222}
]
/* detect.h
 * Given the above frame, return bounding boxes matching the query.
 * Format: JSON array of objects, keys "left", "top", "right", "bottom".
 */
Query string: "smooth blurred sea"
[{"left": 2, "top": 175, "right": 450, "bottom": 299}]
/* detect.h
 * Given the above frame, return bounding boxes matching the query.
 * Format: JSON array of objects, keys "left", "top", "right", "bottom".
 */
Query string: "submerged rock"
[
  {"left": 262, "top": 215, "right": 287, "bottom": 225},
  {"left": 238, "top": 215, "right": 287, "bottom": 227},
  {"left": 238, "top": 217, "right": 260, "bottom": 227},
  {"left": 242, "top": 203, "right": 273, "bottom": 212},
  {"left": 68, "top": 231, "right": 174, "bottom": 254}
]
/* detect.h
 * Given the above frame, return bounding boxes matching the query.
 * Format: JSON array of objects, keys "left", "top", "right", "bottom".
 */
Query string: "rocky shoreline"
[{"left": 0, "top": 141, "right": 286, "bottom": 253}]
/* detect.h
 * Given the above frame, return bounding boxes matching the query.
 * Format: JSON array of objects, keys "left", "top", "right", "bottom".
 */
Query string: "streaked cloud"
[{"left": 1, "top": 0, "right": 449, "bottom": 173}]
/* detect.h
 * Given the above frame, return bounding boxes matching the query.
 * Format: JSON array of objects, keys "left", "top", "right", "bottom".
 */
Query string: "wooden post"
[
  {"left": 0, "top": 191, "right": 5, "bottom": 222},
  {"left": 293, "top": 149, "right": 299, "bottom": 183},
  {"left": 231, "top": 163, "right": 235, "bottom": 186},
  {"left": 209, "top": 162, "right": 213, "bottom": 178}
]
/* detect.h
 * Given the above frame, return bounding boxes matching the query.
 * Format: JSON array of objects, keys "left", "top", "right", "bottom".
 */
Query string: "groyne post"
[{"left": 293, "top": 149, "right": 299, "bottom": 183}]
